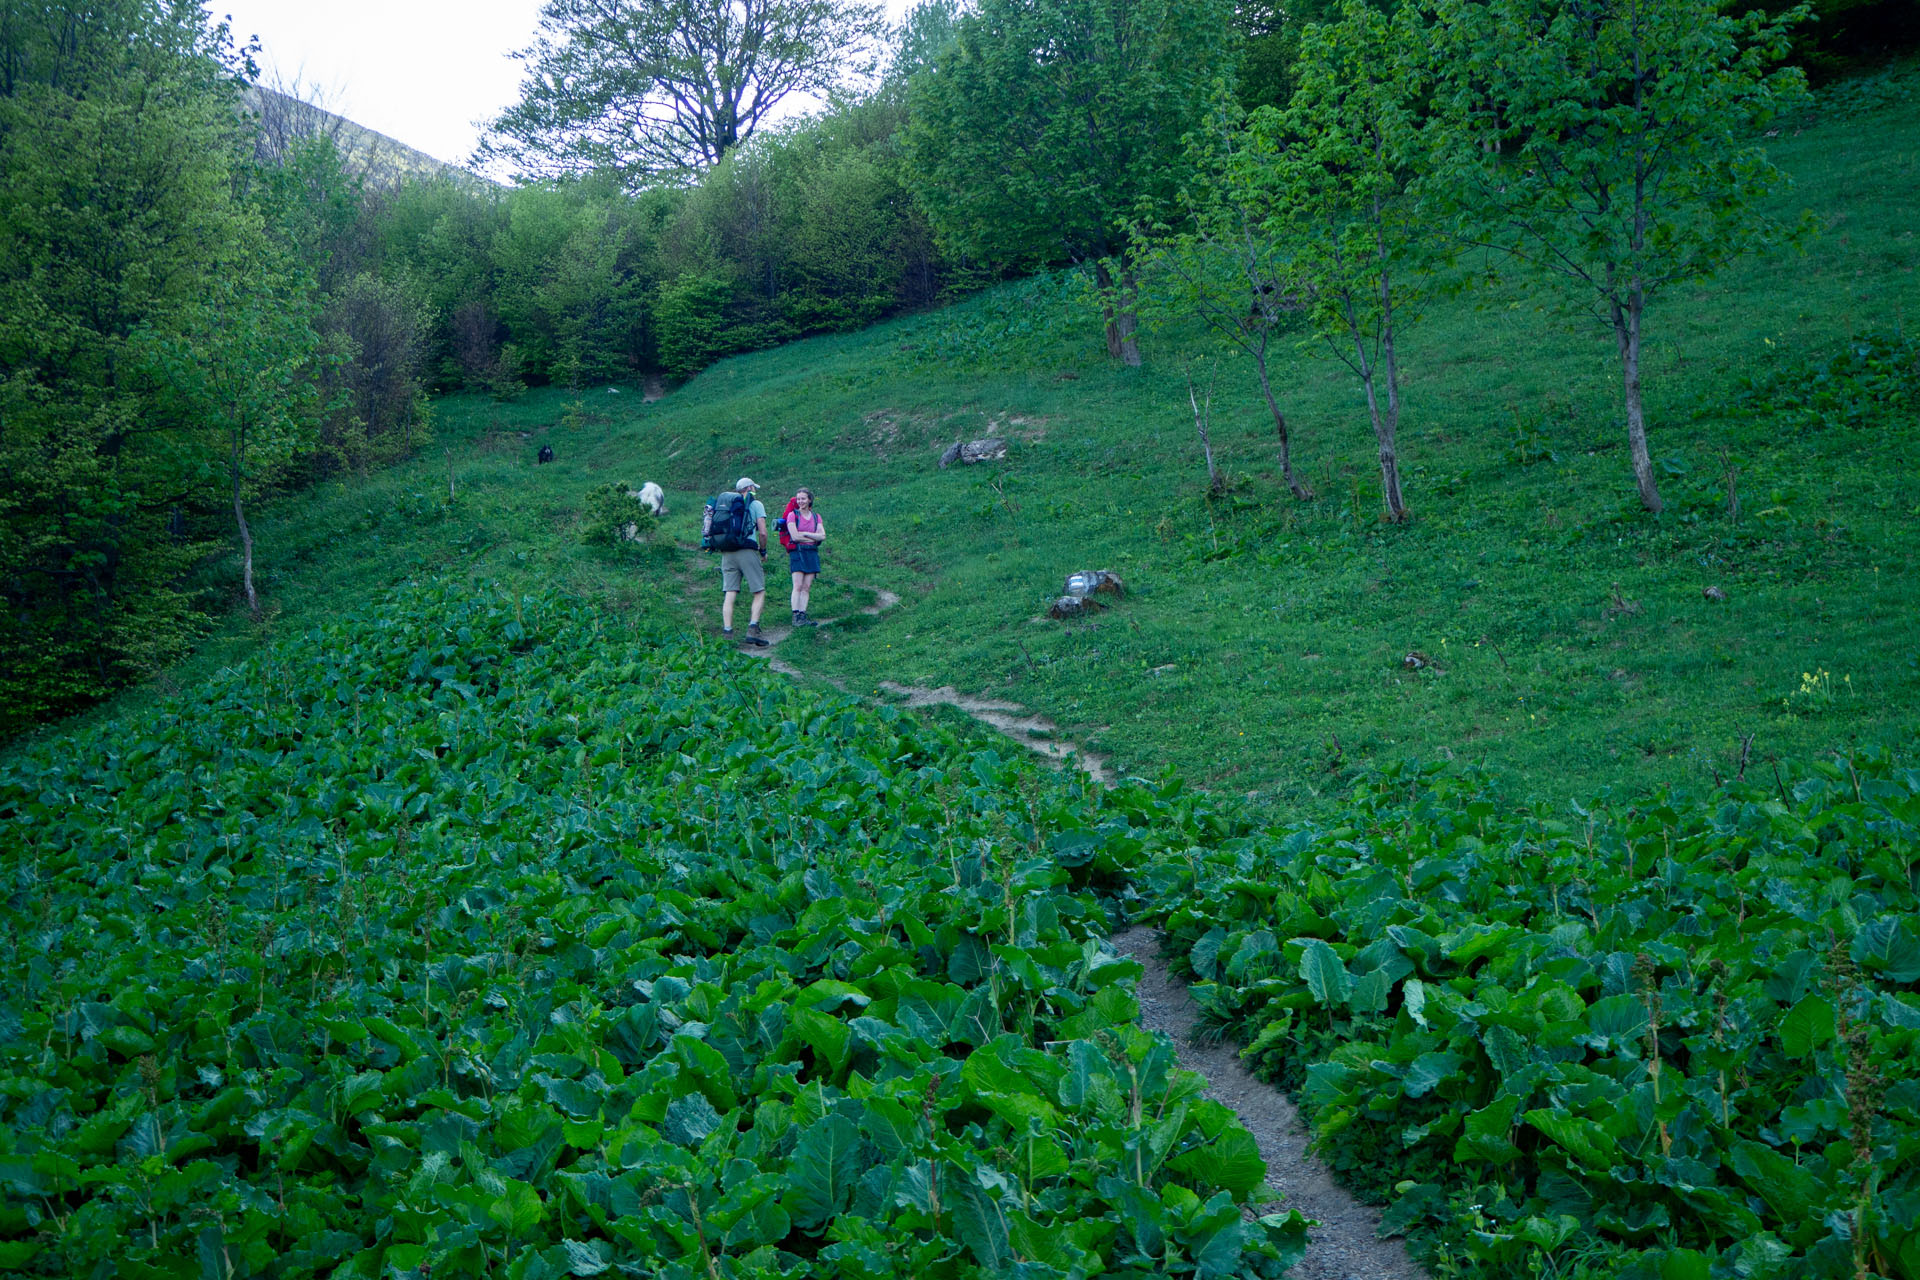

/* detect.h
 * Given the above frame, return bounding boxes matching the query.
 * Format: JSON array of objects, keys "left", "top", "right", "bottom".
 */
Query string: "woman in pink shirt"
[{"left": 786, "top": 488, "right": 825, "bottom": 626}]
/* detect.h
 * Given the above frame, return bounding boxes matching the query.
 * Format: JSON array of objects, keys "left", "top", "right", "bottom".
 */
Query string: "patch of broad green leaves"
[
  {"left": 1125, "top": 760, "right": 1920, "bottom": 1277},
  {"left": 0, "top": 584, "right": 1304, "bottom": 1278}
]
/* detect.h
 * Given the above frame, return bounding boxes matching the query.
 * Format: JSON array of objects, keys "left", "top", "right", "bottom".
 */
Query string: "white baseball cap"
[{"left": 735, "top": 477, "right": 759, "bottom": 492}]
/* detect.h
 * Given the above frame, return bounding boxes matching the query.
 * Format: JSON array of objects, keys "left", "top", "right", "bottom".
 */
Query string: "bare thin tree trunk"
[
  {"left": 1253, "top": 347, "right": 1310, "bottom": 500},
  {"left": 1114, "top": 264, "right": 1141, "bottom": 367},
  {"left": 1186, "top": 365, "right": 1223, "bottom": 494},
  {"left": 1613, "top": 292, "right": 1661, "bottom": 513},
  {"left": 231, "top": 435, "right": 258, "bottom": 617},
  {"left": 1092, "top": 260, "right": 1143, "bottom": 367},
  {"left": 1360, "top": 368, "right": 1407, "bottom": 523},
  {"left": 1369, "top": 236, "right": 1409, "bottom": 523}
]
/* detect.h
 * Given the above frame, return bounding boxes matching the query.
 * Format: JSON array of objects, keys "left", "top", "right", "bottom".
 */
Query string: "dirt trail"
[
  {"left": 875, "top": 681, "right": 1110, "bottom": 784},
  {"left": 740, "top": 584, "right": 1422, "bottom": 1278},
  {"left": 744, "top": 587, "right": 1109, "bottom": 783},
  {"left": 1112, "top": 927, "right": 1428, "bottom": 1280}
]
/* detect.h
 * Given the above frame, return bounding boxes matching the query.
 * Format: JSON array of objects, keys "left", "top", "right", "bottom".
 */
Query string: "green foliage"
[
  {"left": 905, "top": 0, "right": 1235, "bottom": 268},
  {"left": 1130, "top": 757, "right": 1920, "bottom": 1275},
  {"left": 1231, "top": 0, "right": 1343, "bottom": 113},
  {"left": 0, "top": 583, "right": 1305, "bottom": 1278},
  {"left": 579, "top": 482, "right": 658, "bottom": 545},
  {"left": 1424, "top": 0, "right": 1816, "bottom": 512},
  {"left": 655, "top": 273, "right": 752, "bottom": 378},
  {"left": 0, "top": 0, "right": 317, "bottom": 730},
  {"left": 478, "top": 0, "right": 890, "bottom": 182},
  {"left": 1252, "top": 0, "right": 1433, "bottom": 519},
  {"left": 493, "top": 184, "right": 657, "bottom": 388},
  {"left": 315, "top": 271, "right": 436, "bottom": 474}
]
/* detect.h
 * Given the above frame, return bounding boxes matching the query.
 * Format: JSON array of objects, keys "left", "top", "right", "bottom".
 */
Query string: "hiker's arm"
[
  {"left": 756, "top": 516, "right": 770, "bottom": 551},
  {"left": 803, "top": 516, "right": 825, "bottom": 545}
]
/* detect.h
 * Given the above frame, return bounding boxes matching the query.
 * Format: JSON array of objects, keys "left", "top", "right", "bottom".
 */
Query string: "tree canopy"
[
  {"left": 480, "top": 0, "right": 889, "bottom": 185},
  {"left": 905, "top": 0, "right": 1235, "bottom": 362}
]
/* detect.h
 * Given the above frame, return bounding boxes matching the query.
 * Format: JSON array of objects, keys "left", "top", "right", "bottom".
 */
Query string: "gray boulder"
[
  {"left": 939, "top": 437, "right": 1008, "bottom": 468},
  {"left": 1049, "top": 594, "right": 1106, "bottom": 620},
  {"left": 1063, "top": 569, "right": 1125, "bottom": 599}
]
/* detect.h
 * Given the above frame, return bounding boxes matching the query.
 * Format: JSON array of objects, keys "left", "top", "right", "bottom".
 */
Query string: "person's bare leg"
[
  {"left": 749, "top": 590, "right": 765, "bottom": 627},
  {"left": 790, "top": 572, "right": 803, "bottom": 613},
  {"left": 722, "top": 589, "right": 737, "bottom": 630}
]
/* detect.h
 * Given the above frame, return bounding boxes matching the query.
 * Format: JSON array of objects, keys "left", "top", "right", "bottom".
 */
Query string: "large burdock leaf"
[
  {"left": 488, "top": 1180, "right": 544, "bottom": 1237},
  {"left": 1167, "top": 1126, "right": 1266, "bottom": 1196},
  {"left": 1403, "top": 1051, "right": 1464, "bottom": 1099},
  {"left": 792, "top": 1006, "right": 852, "bottom": 1077},
  {"left": 1852, "top": 918, "right": 1920, "bottom": 983},
  {"left": 1454, "top": 1095, "right": 1521, "bottom": 1166},
  {"left": 1580, "top": 994, "right": 1648, "bottom": 1053},
  {"left": 1779, "top": 995, "right": 1836, "bottom": 1059},
  {"left": 1728, "top": 1140, "right": 1826, "bottom": 1246},
  {"left": 952, "top": 1170, "right": 1011, "bottom": 1270},
  {"left": 1524, "top": 1109, "right": 1618, "bottom": 1168},
  {"left": 785, "top": 1113, "right": 861, "bottom": 1230},
  {"left": 662, "top": 1093, "right": 721, "bottom": 1147},
  {"left": 1178, "top": 1189, "right": 1246, "bottom": 1279},
  {"left": 1293, "top": 938, "right": 1352, "bottom": 1007},
  {"left": 561, "top": 1239, "right": 612, "bottom": 1276},
  {"left": 1883, "top": 992, "right": 1920, "bottom": 1030}
]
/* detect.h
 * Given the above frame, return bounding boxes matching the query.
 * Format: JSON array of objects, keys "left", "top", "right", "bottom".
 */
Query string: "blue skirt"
[{"left": 788, "top": 546, "right": 821, "bottom": 575}]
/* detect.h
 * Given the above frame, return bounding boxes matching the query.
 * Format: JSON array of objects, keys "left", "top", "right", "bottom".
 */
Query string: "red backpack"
[{"left": 776, "top": 497, "right": 799, "bottom": 551}]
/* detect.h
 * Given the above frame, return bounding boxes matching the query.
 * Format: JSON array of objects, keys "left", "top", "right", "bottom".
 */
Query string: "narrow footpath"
[
  {"left": 1114, "top": 926, "right": 1426, "bottom": 1280},
  {"left": 745, "top": 586, "right": 1429, "bottom": 1280}
]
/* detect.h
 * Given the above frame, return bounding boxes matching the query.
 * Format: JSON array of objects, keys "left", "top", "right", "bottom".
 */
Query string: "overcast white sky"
[{"left": 215, "top": 0, "right": 916, "bottom": 170}]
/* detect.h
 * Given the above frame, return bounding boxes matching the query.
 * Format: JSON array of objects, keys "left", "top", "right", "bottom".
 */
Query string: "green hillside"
[
  {"left": 8, "top": 9, "right": 1920, "bottom": 1278},
  {"left": 96, "top": 70, "right": 1920, "bottom": 810}
]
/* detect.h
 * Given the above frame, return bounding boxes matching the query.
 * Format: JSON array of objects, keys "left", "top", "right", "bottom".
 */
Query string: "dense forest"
[{"left": 2, "top": 0, "right": 1915, "bottom": 731}]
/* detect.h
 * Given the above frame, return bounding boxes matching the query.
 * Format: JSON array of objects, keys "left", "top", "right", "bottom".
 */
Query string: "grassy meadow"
[{"left": 50, "top": 68, "right": 1920, "bottom": 810}]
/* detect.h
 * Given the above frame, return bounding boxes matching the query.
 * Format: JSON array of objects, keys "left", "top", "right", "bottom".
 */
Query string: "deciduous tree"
[
  {"left": 905, "top": 0, "right": 1235, "bottom": 366},
  {"left": 1258, "top": 0, "right": 1433, "bottom": 522},
  {"left": 480, "top": 0, "right": 888, "bottom": 185},
  {"left": 1135, "top": 94, "right": 1314, "bottom": 499},
  {"left": 0, "top": 0, "right": 288, "bottom": 728},
  {"left": 132, "top": 264, "right": 322, "bottom": 618},
  {"left": 1426, "top": 0, "right": 1812, "bottom": 513}
]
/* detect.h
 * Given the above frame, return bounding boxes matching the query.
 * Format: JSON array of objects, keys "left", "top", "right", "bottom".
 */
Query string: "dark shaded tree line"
[{"left": 0, "top": 0, "right": 357, "bottom": 732}]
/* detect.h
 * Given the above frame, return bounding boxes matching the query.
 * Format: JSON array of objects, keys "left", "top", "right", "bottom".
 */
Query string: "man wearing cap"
[{"left": 721, "top": 478, "right": 771, "bottom": 647}]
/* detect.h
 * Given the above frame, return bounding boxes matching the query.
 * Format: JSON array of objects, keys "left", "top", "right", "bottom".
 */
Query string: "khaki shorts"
[{"left": 720, "top": 548, "right": 765, "bottom": 594}]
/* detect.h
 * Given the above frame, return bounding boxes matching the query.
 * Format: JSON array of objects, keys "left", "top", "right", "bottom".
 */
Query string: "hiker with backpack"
[
  {"left": 702, "top": 477, "right": 770, "bottom": 646},
  {"left": 782, "top": 488, "right": 825, "bottom": 627}
]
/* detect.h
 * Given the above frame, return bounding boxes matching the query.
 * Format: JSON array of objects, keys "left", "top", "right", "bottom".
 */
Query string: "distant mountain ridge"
[{"left": 242, "top": 85, "right": 491, "bottom": 188}]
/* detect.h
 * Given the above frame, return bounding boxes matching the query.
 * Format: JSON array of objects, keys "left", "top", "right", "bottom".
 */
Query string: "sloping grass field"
[{"left": 65, "top": 67, "right": 1918, "bottom": 810}]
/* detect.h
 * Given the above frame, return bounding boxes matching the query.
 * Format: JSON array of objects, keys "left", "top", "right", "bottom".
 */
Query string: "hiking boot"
[
  {"left": 795, "top": 612, "right": 818, "bottom": 627},
  {"left": 744, "top": 623, "right": 770, "bottom": 648}
]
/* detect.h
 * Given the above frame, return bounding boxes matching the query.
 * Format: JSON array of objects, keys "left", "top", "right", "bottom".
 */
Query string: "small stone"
[
  {"left": 1049, "top": 595, "right": 1105, "bottom": 620},
  {"left": 1703, "top": 584, "right": 1728, "bottom": 601}
]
